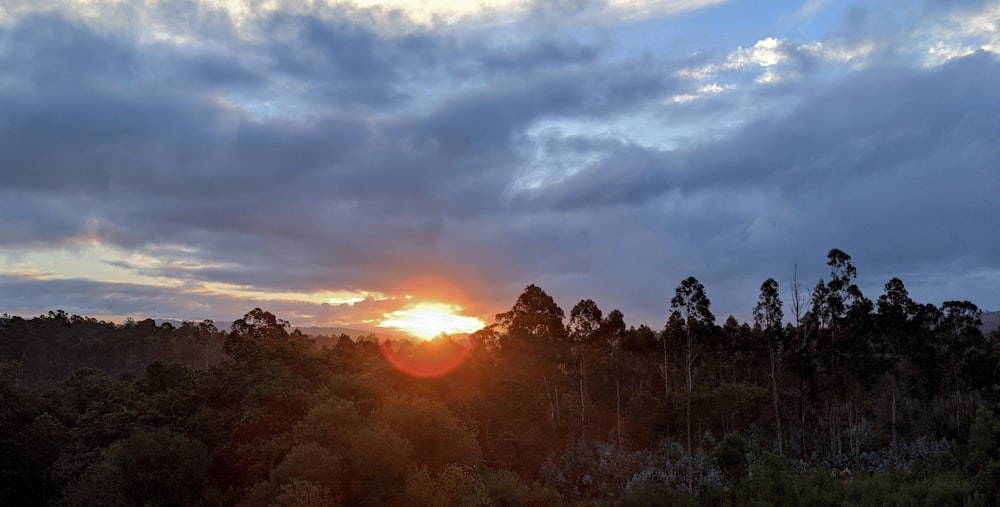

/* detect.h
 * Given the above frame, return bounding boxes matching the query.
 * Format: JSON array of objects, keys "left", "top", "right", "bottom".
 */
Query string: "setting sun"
[{"left": 379, "top": 302, "right": 485, "bottom": 340}]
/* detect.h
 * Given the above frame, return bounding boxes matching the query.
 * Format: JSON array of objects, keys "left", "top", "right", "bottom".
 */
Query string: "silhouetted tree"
[
  {"left": 568, "top": 299, "right": 603, "bottom": 441},
  {"left": 670, "top": 276, "right": 714, "bottom": 493},
  {"left": 754, "top": 278, "right": 785, "bottom": 454}
]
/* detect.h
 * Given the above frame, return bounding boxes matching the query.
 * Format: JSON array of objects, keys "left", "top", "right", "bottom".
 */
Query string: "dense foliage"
[{"left": 2, "top": 249, "right": 999, "bottom": 505}]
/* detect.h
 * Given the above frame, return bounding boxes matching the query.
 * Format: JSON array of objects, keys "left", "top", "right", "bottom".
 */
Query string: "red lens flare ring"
[{"left": 379, "top": 339, "right": 473, "bottom": 377}]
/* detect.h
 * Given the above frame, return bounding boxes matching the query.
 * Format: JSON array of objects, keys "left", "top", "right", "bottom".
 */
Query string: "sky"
[{"left": 1, "top": 0, "right": 998, "bottom": 334}]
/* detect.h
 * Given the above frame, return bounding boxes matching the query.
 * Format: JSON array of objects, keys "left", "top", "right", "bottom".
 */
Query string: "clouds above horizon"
[{"left": 1, "top": 0, "right": 998, "bottom": 328}]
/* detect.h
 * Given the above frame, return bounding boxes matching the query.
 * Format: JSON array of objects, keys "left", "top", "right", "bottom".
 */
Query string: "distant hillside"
[
  {"left": 149, "top": 319, "right": 399, "bottom": 343},
  {"left": 155, "top": 318, "right": 230, "bottom": 330},
  {"left": 293, "top": 326, "right": 378, "bottom": 338},
  {"left": 153, "top": 320, "right": 415, "bottom": 343},
  {"left": 294, "top": 326, "right": 420, "bottom": 347}
]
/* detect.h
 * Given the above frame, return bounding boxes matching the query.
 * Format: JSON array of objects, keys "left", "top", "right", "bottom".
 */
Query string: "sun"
[{"left": 379, "top": 301, "right": 485, "bottom": 340}]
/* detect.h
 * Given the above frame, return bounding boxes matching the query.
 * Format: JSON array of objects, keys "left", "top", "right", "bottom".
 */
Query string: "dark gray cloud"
[{"left": 1, "top": 2, "right": 998, "bottom": 328}]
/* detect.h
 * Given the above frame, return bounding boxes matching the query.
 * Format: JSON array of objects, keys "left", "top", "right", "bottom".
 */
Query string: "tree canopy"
[{"left": 2, "top": 252, "right": 1000, "bottom": 506}]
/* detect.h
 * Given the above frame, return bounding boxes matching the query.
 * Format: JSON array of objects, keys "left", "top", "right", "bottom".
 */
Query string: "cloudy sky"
[{"left": 1, "top": 0, "right": 998, "bottom": 332}]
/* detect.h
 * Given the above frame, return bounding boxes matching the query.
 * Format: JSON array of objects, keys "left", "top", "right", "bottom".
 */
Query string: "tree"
[
  {"left": 966, "top": 408, "right": 1000, "bottom": 500},
  {"left": 876, "top": 277, "right": 917, "bottom": 454},
  {"left": 670, "top": 276, "right": 714, "bottom": 493},
  {"left": 494, "top": 285, "right": 567, "bottom": 348},
  {"left": 909, "top": 302, "right": 945, "bottom": 399},
  {"left": 877, "top": 278, "right": 915, "bottom": 333},
  {"left": 754, "top": 278, "right": 785, "bottom": 454},
  {"left": 231, "top": 307, "right": 290, "bottom": 340},
  {"left": 568, "top": 299, "right": 603, "bottom": 441},
  {"left": 224, "top": 308, "right": 290, "bottom": 362},
  {"left": 602, "top": 309, "right": 627, "bottom": 446},
  {"left": 62, "top": 427, "right": 210, "bottom": 507},
  {"left": 661, "top": 312, "right": 684, "bottom": 398},
  {"left": 940, "top": 300, "right": 983, "bottom": 344},
  {"left": 940, "top": 300, "right": 984, "bottom": 398},
  {"left": 818, "top": 248, "right": 867, "bottom": 331},
  {"left": 713, "top": 432, "right": 750, "bottom": 501},
  {"left": 492, "top": 285, "right": 568, "bottom": 449},
  {"left": 720, "top": 315, "right": 752, "bottom": 384},
  {"left": 374, "top": 395, "right": 482, "bottom": 473},
  {"left": 568, "top": 300, "right": 603, "bottom": 345},
  {"left": 811, "top": 249, "right": 868, "bottom": 458}
]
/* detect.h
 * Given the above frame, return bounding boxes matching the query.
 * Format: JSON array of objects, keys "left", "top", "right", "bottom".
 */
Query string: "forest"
[{"left": 2, "top": 249, "right": 999, "bottom": 506}]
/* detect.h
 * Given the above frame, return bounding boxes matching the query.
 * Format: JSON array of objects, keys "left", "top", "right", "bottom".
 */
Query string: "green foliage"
[
  {"left": 753, "top": 278, "right": 784, "bottom": 333},
  {"left": 620, "top": 486, "right": 676, "bottom": 507},
  {"left": 709, "top": 383, "right": 769, "bottom": 434},
  {"left": 0, "top": 314, "right": 225, "bottom": 384},
  {"left": 966, "top": 408, "right": 1000, "bottom": 500},
  {"left": 569, "top": 299, "right": 604, "bottom": 344},
  {"left": 61, "top": 427, "right": 210, "bottom": 507},
  {"left": 374, "top": 394, "right": 482, "bottom": 472},
  {"left": 743, "top": 454, "right": 795, "bottom": 506},
  {"left": 240, "top": 443, "right": 343, "bottom": 507},
  {"left": 670, "top": 276, "right": 715, "bottom": 330},
  {"left": 270, "top": 480, "right": 337, "bottom": 507},
  {"left": 482, "top": 468, "right": 563, "bottom": 507},
  {"left": 712, "top": 433, "right": 749, "bottom": 485},
  {"left": 403, "top": 465, "right": 490, "bottom": 507},
  {"left": 495, "top": 284, "right": 567, "bottom": 345}
]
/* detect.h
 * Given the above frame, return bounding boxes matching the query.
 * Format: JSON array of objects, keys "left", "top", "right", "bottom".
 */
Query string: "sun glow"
[
  {"left": 379, "top": 338, "right": 474, "bottom": 377},
  {"left": 379, "top": 302, "right": 485, "bottom": 340}
]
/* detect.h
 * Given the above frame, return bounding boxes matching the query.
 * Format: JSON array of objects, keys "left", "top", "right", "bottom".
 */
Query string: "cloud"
[
  {"left": 507, "top": 49, "right": 1000, "bottom": 317},
  {"left": 1, "top": 0, "right": 998, "bottom": 329},
  {"left": 0, "top": 271, "right": 420, "bottom": 330}
]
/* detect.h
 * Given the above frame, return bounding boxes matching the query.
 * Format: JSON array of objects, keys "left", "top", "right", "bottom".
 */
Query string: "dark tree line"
[
  {"left": 2, "top": 249, "right": 1000, "bottom": 505},
  {"left": 0, "top": 312, "right": 224, "bottom": 383}
]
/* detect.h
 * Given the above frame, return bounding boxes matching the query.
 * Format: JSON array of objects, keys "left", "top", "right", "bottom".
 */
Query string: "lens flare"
[
  {"left": 379, "top": 302, "right": 484, "bottom": 340},
  {"left": 379, "top": 338, "right": 473, "bottom": 377}
]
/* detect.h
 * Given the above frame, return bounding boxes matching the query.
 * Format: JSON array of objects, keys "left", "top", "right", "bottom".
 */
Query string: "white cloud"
[
  {"left": 669, "top": 2, "right": 995, "bottom": 90},
  {"left": 667, "top": 82, "right": 735, "bottom": 103},
  {"left": 675, "top": 35, "right": 880, "bottom": 89},
  {"left": 725, "top": 37, "right": 785, "bottom": 69},
  {"left": 607, "top": 0, "right": 730, "bottom": 19},
  {"left": 753, "top": 68, "right": 781, "bottom": 84},
  {"left": 922, "top": 3, "right": 1000, "bottom": 66},
  {"left": 673, "top": 37, "right": 790, "bottom": 87},
  {"left": 0, "top": 0, "right": 732, "bottom": 37},
  {"left": 926, "top": 41, "right": 978, "bottom": 66},
  {"left": 799, "top": 41, "right": 870, "bottom": 62}
]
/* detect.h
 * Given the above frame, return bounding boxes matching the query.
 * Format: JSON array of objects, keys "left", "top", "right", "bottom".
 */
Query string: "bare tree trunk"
[
  {"left": 616, "top": 360, "right": 623, "bottom": 448},
  {"left": 826, "top": 400, "right": 831, "bottom": 457},
  {"left": 790, "top": 263, "right": 804, "bottom": 330},
  {"left": 891, "top": 381, "right": 897, "bottom": 456},
  {"left": 579, "top": 355, "right": 587, "bottom": 443},
  {"left": 800, "top": 377, "right": 806, "bottom": 457},
  {"left": 686, "top": 328, "right": 695, "bottom": 495},
  {"left": 687, "top": 388, "right": 693, "bottom": 494},
  {"left": 543, "top": 374, "right": 557, "bottom": 438},
  {"left": 789, "top": 264, "right": 807, "bottom": 458},
  {"left": 770, "top": 343, "right": 783, "bottom": 455},
  {"left": 834, "top": 403, "right": 840, "bottom": 457},
  {"left": 848, "top": 400, "right": 855, "bottom": 456},
  {"left": 956, "top": 390, "right": 962, "bottom": 430},
  {"left": 556, "top": 385, "right": 561, "bottom": 427},
  {"left": 662, "top": 336, "right": 670, "bottom": 397}
]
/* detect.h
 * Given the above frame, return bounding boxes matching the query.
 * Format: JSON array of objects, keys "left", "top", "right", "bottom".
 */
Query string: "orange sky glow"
[
  {"left": 373, "top": 275, "right": 487, "bottom": 340},
  {"left": 378, "top": 301, "right": 486, "bottom": 340}
]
